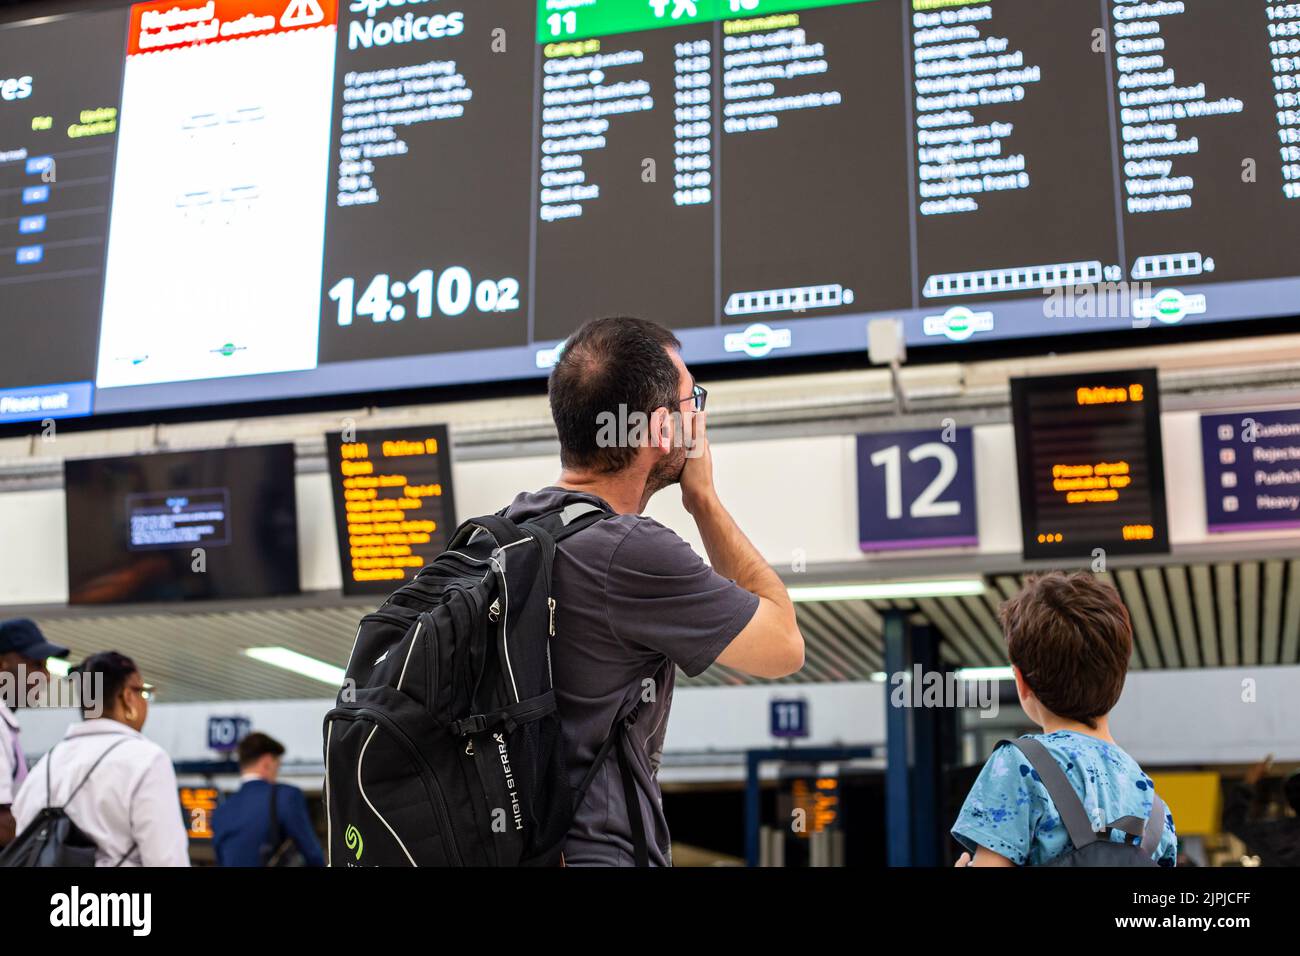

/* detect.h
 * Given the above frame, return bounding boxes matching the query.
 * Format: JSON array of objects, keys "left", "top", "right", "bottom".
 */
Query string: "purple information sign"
[{"left": 1202, "top": 409, "right": 1300, "bottom": 533}]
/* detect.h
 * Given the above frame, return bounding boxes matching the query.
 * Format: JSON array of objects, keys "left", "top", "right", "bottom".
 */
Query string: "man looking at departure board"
[{"left": 501, "top": 316, "right": 805, "bottom": 865}]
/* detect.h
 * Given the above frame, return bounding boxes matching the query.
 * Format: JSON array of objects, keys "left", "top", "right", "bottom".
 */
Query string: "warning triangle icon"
[{"left": 281, "top": 0, "right": 324, "bottom": 28}]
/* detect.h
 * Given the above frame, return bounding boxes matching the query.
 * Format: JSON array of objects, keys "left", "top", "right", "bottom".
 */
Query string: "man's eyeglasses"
[
  {"left": 129, "top": 682, "right": 157, "bottom": 702},
  {"left": 678, "top": 383, "right": 707, "bottom": 413}
]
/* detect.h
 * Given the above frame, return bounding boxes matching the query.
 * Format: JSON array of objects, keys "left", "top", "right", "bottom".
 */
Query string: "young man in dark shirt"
[{"left": 504, "top": 316, "right": 804, "bottom": 866}]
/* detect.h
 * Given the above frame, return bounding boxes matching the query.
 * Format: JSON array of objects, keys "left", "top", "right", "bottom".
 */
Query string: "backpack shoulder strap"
[
  {"left": 1140, "top": 791, "right": 1167, "bottom": 858},
  {"left": 518, "top": 499, "right": 617, "bottom": 594},
  {"left": 569, "top": 675, "right": 657, "bottom": 867},
  {"left": 998, "top": 737, "right": 1098, "bottom": 851},
  {"left": 1101, "top": 793, "right": 1167, "bottom": 858},
  {"left": 527, "top": 499, "right": 616, "bottom": 544},
  {"left": 268, "top": 783, "right": 281, "bottom": 845},
  {"left": 446, "top": 514, "right": 529, "bottom": 552},
  {"left": 56, "top": 736, "right": 131, "bottom": 810},
  {"left": 614, "top": 719, "right": 649, "bottom": 867}
]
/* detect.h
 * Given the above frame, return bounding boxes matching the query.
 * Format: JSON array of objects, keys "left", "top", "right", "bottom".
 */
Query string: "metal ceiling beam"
[
  {"left": 1163, "top": 565, "right": 1201, "bottom": 669},
  {"left": 1190, "top": 564, "right": 1219, "bottom": 668},
  {"left": 1215, "top": 563, "right": 1239, "bottom": 668},
  {"left": 1239, "top": 562, "right": 1260, "bottom": 668},
  {"left": 1261, "top": 560, "right": 1283, "bottom": 666},
  {"left": 1282, "top": 560, "right": 1300, "bottom": 665},
  {"left": 1139, "top": 566, "right": 1181, "bottom": 669}
]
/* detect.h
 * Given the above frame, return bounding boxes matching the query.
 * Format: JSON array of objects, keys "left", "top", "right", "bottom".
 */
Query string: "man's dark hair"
[
  {"left": 999, "top": 572, "right": 1132, "bottom": 729},
  {"left": 237, "top": 731, "right": 286, "bottom": 769},
  {"left": 548, "top": 316, "right": 682, "bottom": 474},
  {"left": 73, "top": 651, "right": 137, "bottom": 719}
]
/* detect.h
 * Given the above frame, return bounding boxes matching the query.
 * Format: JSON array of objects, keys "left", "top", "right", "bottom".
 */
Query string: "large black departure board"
[{"left": 3, "top": 0, "right": 1300, "bottom": 426}]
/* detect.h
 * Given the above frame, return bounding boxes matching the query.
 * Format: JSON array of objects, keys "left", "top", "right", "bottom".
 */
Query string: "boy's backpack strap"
[
  {"left": 999, "top": 737, "right": 1098, "bottom": 851},
  {"left": 1139, "top": 792, "right": 1167, "bottom": 858},
  {"left": 1108, "top": 788, "right": 1167, "bottom": 856}
]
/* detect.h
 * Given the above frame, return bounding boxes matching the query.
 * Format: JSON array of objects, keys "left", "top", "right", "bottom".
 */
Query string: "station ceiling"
[{"left": 20, "top": 557, "right": 1300, "bottom": 702}]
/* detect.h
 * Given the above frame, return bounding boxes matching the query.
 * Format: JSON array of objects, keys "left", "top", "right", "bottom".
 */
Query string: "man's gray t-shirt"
[{"left": 503, "top": 487, "right": 759, "bottom": 866}]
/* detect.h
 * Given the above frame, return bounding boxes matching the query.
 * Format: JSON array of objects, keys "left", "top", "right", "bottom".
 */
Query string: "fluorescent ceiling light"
[
  {"left": 787, "top": 579, "right": 985, "bottom": 602},
  {"left": 243, "top": 647, "right": 345, "bottom": 686},
  {"left": 956, "top": 666, "right": 1013, "bottom": 681}
]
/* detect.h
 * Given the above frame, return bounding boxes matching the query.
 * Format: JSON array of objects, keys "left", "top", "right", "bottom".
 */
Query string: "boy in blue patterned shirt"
[{"left": 952, "top": 572, "right": 1177, "bottom": 867}]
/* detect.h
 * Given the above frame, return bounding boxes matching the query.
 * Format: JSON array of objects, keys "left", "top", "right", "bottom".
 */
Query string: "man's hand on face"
[{"left": 679, "top": 410, "right": 717, "bottom": 516}]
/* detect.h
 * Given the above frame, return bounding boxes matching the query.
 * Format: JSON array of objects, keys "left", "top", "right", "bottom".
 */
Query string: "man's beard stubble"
[{"left": 645, "top": 442, "right": 688, "bottom": 498}]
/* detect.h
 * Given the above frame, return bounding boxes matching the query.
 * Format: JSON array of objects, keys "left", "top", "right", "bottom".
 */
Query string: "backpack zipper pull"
[
  {"left": 489, "top": 597, "right": 501, "bottom": 623},
  {"left": 547, "top": 597, "right": 556, "bottom": 636}
]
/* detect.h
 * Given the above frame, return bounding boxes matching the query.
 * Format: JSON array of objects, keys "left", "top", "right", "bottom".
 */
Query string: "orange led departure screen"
[
  {"left": 326, "top": 424, "right": 456, "bottom": 597},
  {"left": 179, "top": 787, "right": 219, "bottom": 841},
  {"left": 1011, "top": 369, "right": 1169, "bottom": 560}
]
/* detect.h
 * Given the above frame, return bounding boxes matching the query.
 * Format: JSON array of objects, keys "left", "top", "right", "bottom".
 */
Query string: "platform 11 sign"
[{"left": 856, "top": 427, "right": 978, "bottom": 552}]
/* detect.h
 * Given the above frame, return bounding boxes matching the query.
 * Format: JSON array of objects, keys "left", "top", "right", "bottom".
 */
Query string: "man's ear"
[{"left": 650, "top": 406, "right": 673, "bottom": 453}]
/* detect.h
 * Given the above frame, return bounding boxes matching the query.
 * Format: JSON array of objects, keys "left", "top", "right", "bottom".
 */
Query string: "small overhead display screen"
[
  {"left": 64, "top": 444, "right": 301, "bottom": 603},
  {"left": 325, "top": 423, "right": 456, "bottom": 596},
  {"left": 1011, "top": 368, "right": 1169, "bottom": 561}
]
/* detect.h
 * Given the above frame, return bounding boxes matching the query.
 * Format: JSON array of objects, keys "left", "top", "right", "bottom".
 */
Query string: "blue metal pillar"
[
  {"left": 883, "top": 609, "right": 912, "bottom": 866},
  {"left": 909, "top": 623, "right": 942, "bottom": 867},
  {"left": 744, "top": 749, "right": 761, "bottom": 867},
  {"left": 885, "top": 613, "right": 957, "bottom": 867}
]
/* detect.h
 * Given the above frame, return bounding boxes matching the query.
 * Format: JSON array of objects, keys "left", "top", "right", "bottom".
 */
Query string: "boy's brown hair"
[{"left": 999, "top": 572, "right": 1132, "bottom": 728}]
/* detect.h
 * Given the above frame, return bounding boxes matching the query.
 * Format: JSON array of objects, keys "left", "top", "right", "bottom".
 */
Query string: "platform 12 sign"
[{"left": 856, "top": 427, "right": 978, "bottom": 552}]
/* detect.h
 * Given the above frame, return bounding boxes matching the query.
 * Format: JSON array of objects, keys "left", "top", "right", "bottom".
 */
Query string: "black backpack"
[
  {"left": 1000, "top": 737, "right": 1167, "bottom": 867},
  {"left": 323, "top": 499, "right": 651, "bottom": 867},
  {"left": 0, "top": 738, "right": 132, "bottom": 868}
]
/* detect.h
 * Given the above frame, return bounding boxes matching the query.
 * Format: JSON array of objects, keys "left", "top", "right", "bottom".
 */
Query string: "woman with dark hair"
[{"left": 12, "top": 651, "right": 189, "bottom": 867}]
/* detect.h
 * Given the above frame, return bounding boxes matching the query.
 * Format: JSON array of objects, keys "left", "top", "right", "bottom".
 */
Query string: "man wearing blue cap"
[{"left": 0, "top": 618, "right": 69, "bottom": 847}]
